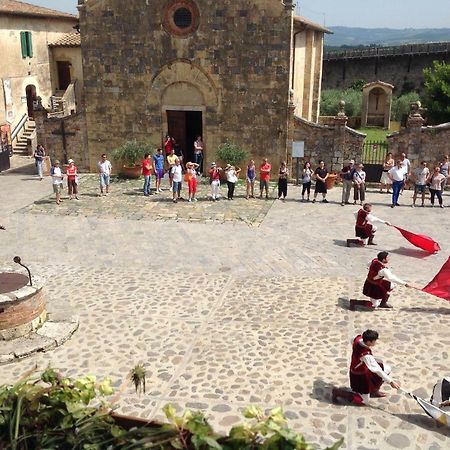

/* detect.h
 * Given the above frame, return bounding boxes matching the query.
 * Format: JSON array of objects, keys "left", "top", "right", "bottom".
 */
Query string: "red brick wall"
[{"left": 0, "top": 289, "right": 45, "bottom": 330}]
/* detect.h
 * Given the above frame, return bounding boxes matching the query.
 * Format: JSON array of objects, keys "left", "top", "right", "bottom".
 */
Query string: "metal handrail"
[{"left": 11, "top": 113, "right": 28, "bottom": 141}]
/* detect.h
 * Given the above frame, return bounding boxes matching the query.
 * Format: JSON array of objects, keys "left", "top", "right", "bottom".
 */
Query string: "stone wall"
[
  {"left": 322, "top": 52, "right": 450, "bottom": 95},
  {"left": 293, "top": 114, "right": 365, "bottom": 172},
  {"left": 388, "top": 116, "right": 450, "bottom": 169},
  {"left": 34, "top": 107, "right": 89, "bottom": 170},
  {"left": 79, "top": 0, "right": 293, "bottom": 172}
]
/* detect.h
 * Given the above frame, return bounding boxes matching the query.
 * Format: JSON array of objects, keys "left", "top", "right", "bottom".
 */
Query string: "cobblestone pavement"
[{"left": 0, "top": 160, "right": 449, "bottom": 449}]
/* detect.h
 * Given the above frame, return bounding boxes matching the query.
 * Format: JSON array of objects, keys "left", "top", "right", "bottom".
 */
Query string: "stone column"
[
  {"left": 405, "top": 101, "right": 425, "bottom": 162},
  {"left": 332, "top": 100, "right": 348, "bottom": 172}
]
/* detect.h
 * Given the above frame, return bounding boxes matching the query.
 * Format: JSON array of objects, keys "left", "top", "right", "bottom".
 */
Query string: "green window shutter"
[
  {"left": 26, "top": 32, "right": 33, "bottom": 57},
  {"left": 20, "top": 31, "right": 27, "bottom": 58}
]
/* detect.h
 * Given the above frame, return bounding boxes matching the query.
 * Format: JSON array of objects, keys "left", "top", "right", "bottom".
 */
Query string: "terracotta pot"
[
  {"left": 120, "top": 165, "right": 141, "bottom": 179},
  {"left": 326, "top": 173, "right": 337, "bottom": 190}
]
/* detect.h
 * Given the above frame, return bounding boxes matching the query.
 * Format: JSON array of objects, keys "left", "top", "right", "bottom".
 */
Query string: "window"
[
  {"left": 173, "top": 8, "right": 192, "bottom": 29},
  {"left": 20, "top": 31, "right": 33, "bottom": 58},
  {"left": 163, "top": 1, "right": 199, "bottom": 37}
]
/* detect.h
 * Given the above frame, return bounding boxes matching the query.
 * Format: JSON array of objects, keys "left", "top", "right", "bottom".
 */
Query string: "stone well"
[{"left": 0, "top": 270, "right": 46, "bottom": 340}]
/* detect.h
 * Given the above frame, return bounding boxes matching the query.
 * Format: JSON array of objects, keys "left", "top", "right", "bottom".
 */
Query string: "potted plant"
[
  {"left": 112, "top": 140, "right": 152, "bottom": 178},
  {"left": 216, "top": 142, "right": 248, "bottom": 181}
]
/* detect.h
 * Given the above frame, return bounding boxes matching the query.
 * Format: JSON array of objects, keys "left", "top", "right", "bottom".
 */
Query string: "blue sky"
[{"left": 27, "top": 0, "right": 450, "bottom": 28}]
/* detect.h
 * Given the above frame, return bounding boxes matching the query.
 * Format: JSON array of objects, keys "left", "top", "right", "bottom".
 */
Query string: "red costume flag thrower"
[
  {"left": 394, "top": 226, "right": 440, "bottom": 254},
  {"left": 422, "top": 257, "right": 450, "bottom": 302}
]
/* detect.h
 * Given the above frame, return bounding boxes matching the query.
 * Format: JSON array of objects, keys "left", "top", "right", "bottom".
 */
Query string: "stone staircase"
[{"left": 12, "top": 119, "right": 36, "bottom": 155}]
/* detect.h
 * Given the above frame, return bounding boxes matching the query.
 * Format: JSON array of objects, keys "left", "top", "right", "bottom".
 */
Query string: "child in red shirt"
[{"left": 142, "top": 153, "right": 153, "bottom": 196}]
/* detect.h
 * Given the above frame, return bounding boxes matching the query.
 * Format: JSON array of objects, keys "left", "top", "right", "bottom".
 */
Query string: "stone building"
[
  {"left": 0, "top": 0, "right": 78, "bottom": 149},
  {"left": 79, "top": 0, "right": 331, "bottom": 172}
]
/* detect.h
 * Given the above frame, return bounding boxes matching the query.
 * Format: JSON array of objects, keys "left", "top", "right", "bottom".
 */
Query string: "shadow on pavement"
[
  {"left": 311, "top": 378, "right": 335, "bottom": 404},
  {"left": 394, "top": 413, "right": 450, "bottom": 437},
  {"left": 389, "top": 247, "right": 432, "bottom": 259},
  {"left": 400, "top": 306, "right": 450, "bottom": 315}
]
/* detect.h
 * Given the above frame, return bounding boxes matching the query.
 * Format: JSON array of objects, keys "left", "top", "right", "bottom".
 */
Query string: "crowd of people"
[{"left": 32, "top": 142, "right": 448, "bottom": 208}]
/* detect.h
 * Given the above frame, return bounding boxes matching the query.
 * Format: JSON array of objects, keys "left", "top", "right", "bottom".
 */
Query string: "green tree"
[
  {"left": 391, "top": 92, "right": 421, "bottom": 122},
  {"left": 320, "top": 89, "right": 362, "bottom": 117},
  {"left": 423, "top": 61, "right": 450, "bottom": 124}
]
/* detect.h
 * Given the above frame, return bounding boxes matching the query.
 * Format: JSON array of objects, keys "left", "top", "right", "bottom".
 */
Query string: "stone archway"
[
  {"left": 150, "top": 60, "right": 220, "bottom": 168},
  {"left": 361, "top": 81, "right": 394, "bottom": 128}
]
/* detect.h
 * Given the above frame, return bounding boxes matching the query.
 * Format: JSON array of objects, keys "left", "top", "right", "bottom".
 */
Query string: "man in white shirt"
[
  {"left": 412, "top": 161, "right": 430, "bottom": 207},
  {"left": 97, "top": 154, "right": 112, "bottom": 196},
  {"left": 171, "top": 158, "right": 183, "bottom": 203},
  {"left": 332, "top": 329, "right": 400, "bottom": 405},
  {"left": 388, "top": 160, "right": 405, "bottom": 208},
  {"left": 400, "top": 152, "right": 411, "bottom": 193}
]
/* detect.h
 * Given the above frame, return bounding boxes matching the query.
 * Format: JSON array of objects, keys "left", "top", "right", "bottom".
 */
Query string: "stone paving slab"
[
  {"left": 16, "top": 175, "right": 277, "bottom": 226},
  {"left": 1, "top": 169, "right": 450, "bottom": 449}
]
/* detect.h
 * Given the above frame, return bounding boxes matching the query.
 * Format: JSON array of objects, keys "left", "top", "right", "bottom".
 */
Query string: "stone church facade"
[{"left": 79, "top": 0, "right": 330, "bottom": 172}]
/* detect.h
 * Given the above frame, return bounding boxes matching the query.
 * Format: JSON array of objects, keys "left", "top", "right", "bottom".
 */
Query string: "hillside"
[{"left": 325, "top": 27, "right": 450, "bottom": 48}]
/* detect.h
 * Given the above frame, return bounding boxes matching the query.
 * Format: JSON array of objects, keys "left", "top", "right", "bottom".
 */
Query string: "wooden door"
[
  {"left": 166, "top": 110, "right": 186, "bottom": 158},
  {"left": 57, "top": 61, "right": 72, "bottom": 91}
]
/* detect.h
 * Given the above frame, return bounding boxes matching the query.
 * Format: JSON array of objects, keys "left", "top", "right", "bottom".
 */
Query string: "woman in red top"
[
  {"left": 66, "top": 159, "right": 79, "bottom": 200},
  {"left": 164, "top": 135, "right": 174, "bottom": 155}
]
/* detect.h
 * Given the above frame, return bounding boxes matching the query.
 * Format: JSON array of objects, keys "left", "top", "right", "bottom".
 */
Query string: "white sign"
[{"left": 292, "top": 141, "right": 305, "bottom": 158}]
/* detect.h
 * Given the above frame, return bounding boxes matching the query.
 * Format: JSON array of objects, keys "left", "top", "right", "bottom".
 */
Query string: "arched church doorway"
[
  {"left": 166, "top": 110, "right": 203, "bottom": 163},
  {"left": 25, "top": 84, "right": 36, "bottom": 118},
  {"left": 162, "top": 82, "right": 205, "bottom": 166}
]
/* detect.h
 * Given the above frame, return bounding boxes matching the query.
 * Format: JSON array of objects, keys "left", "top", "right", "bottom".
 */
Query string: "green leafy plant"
[
  {"left": 216, "top": 142, "right": 248, "bottom": 167},
  {"left": 112, "top": 140, "right": 152, "bottom": 167},
  {"left": 130, "top": 364, "right": 146, "bottom": 394},
  {"left": 391, "top": 92, "right": 421, "bottom": 121},
  {"left": 423, "top": 61, "right": 450, "bottom": 124},
  {"left": 0, "top": 369, "right": 344, "bottom": 450},
  {"left": 320, "top": 89, "right": 362, "bottom": 117}
]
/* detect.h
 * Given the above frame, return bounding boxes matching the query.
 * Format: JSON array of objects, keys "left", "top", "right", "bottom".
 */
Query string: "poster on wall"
[{"left": 292, "top": 141, "right": 305, "bottom": 158}]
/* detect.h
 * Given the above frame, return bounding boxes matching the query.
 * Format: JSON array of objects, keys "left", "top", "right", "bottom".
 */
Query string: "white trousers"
[{"left": 211, "top": 180, "right": 220, "bottom": 199}]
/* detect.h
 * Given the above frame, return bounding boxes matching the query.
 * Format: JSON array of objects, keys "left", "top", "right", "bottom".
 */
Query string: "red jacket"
[{"left": 350, "top": 335, "right": 372, "bottom": 375}]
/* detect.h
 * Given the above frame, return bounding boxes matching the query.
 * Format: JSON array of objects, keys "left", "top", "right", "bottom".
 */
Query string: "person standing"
[
  {"left": 438, "top": 155, "right": 449, "bottom": 190},
  {"left": 388, "top": 160, "right": 404, "bottom": 208},
  {"left": 164, "top": 134, "right": 174, "bottom": 156},
  {"left": 353, "top": 163, "right": 366, "bottom": 205},
  {"left": 152, "top": 148, "right": 165, "bottom": 193},
  {"left": 97, "top": 154, "right": 112, "bottom": 196},
  {"left": 51, "top": 160, "right": 64, "bottom": 205},
  {"left": 209, "top": 162, "right": 222, "bottom": 201},
  {"left": 33, "top": 144, "right": 45, "bottom": 180},
  {"left": 301, "top": 162, "right": 313, "bottom": 202},
  {"left": 171, "top": 158, "right": 183, "bottom": 203},
  {"left": 141, "top": 153, "right": 153, "bottom": 196},
  {"left": 277, "top": 161, "right": 289, "bottom": 200},
  {"left": 225, "top": 164, "right": 240, "bottom": 200},
  {"left": 347, "top": 203, "right": 391, "bottom": 247},
  {"left": 350, "top": 251, "right": 413, "bottom": 310},
  {"left": 246, "top": 160, "right": 256, "bottom": 199},
  {"left": 185, "top": 162, "right": 199, "bottom": 202},
  {"left": 429, "top": 166, "right": 446, "bottom": 208},
  {"left": 193, "top": 136, "right": 204, "bottom": 175},
  {"left": 411, "top": 161, "right": 430, "bottom": 207},
  {"left": 340, "top": 159, "right": 355, "bottom": 206},
  {"left": 167, "top": 148, "right": 177, "bottom": 191},
  {"left": 259, "top": 158, "right": 272, "bottom": 199},
  {"left": 312, "top": 160, "right": 329, "bottom": 203},
  {"left": 400, "top": 152, "right": 411, "bottom": 192},
  {"left": 379, "top": 152, "right": 394, "bottom": 193},
  {"left": 332, "top": 330, "right": 400, "bottom": 405},
  {"left": 66, "top": 159, "right": 79, "bottom": 200}
]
